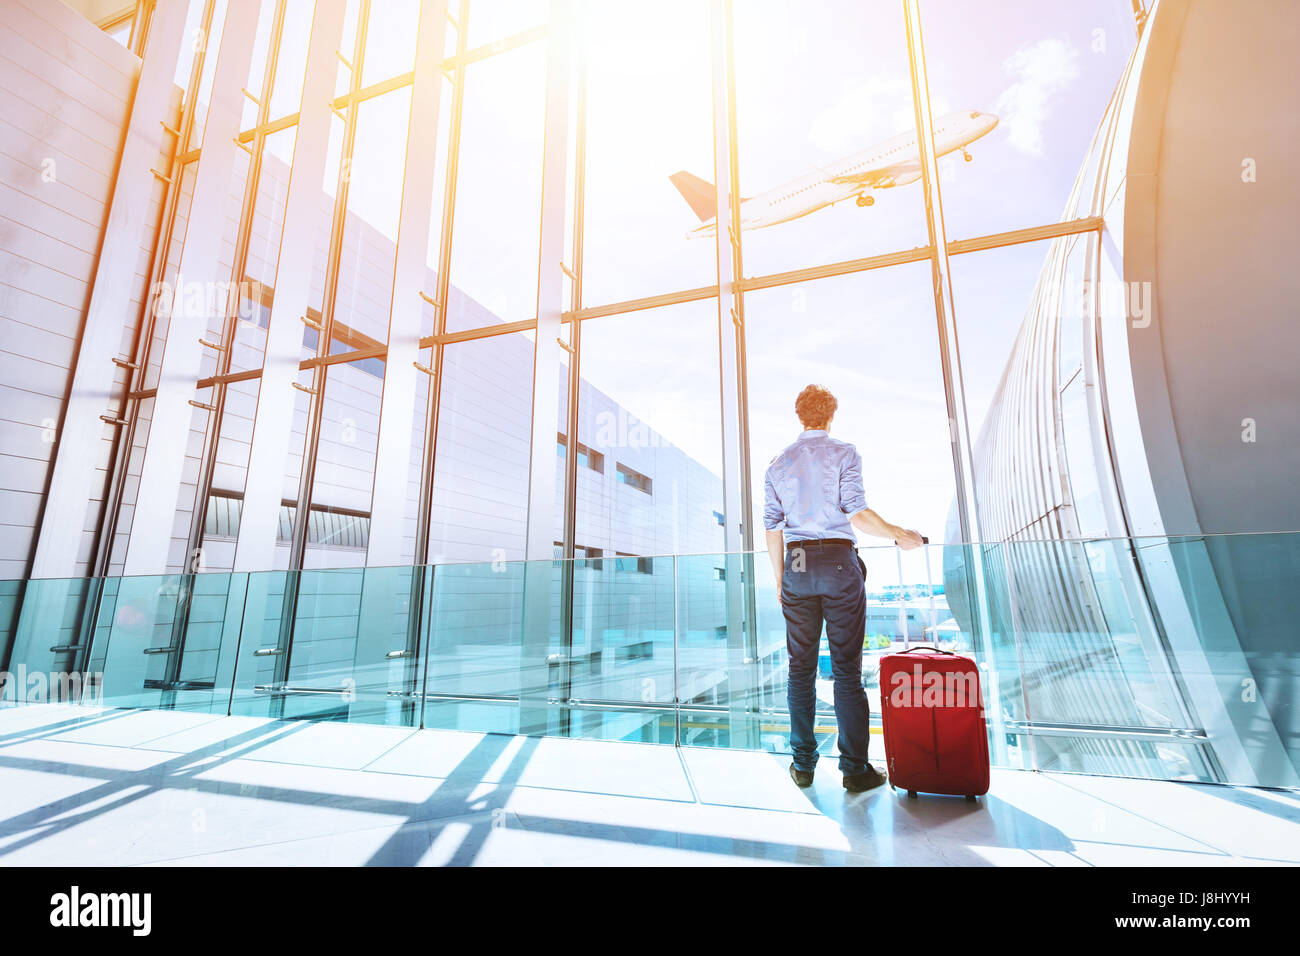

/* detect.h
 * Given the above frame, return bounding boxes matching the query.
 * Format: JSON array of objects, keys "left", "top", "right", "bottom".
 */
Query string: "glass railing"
[{"left": 1, "top": 533, "right": 1296, "bottom": 789}]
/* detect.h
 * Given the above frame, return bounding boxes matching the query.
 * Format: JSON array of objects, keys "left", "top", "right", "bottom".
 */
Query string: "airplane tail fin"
[{"left": 669, "top": 170, "right": 716, "bottom": 222}]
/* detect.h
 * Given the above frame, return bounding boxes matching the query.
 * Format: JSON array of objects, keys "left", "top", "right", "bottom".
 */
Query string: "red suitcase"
[{"left": 879, "top": 645, "right": 990, "bottom": 801}]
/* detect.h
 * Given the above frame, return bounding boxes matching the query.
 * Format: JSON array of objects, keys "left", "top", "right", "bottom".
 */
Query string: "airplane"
[{"left": 670, "top": 109, "right": 998, "bottom": 237}]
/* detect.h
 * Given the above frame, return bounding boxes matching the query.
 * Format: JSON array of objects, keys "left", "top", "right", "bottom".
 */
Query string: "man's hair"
[{"left": 795, "top": 384, "right": 838, "bottom": 429}]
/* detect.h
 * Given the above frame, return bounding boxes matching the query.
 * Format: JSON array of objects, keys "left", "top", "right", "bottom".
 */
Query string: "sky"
[{"left": 187, "top": 0, "right": 1139, "bottom": 549}]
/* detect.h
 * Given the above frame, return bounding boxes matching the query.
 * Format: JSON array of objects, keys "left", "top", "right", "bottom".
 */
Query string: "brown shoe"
[
  {"left": 789, "top": 764, "right": 814, "bottom": 788},
  {"left": 843, "top": 765, "right": 887, "bottom": 793}
]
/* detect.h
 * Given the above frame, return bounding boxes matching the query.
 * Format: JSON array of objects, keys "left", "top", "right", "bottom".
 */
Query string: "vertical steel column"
[
  {"left": 519, "top": 1, "right": 572, "bottom": 735},
  {"left": 709, "top": 0, "right": 757, "bottom": 749},
  {"left": 902, "top": 0, "right": 1005, "bottom": 761},
  {"left": 283, "top": 2, "right": 370, "bottom": 577},
  {"left": 27, "top": 0, "right": 188, "bottom": 580},
  {"left": 358, "top": 0, "right": 448, "bottom": 725},
  {"left": 95, "top": 0, "right": 218, "bottom": 584},
  {"left": 557, "top": 17, "right": 587, "bottom": 740},
  {"left": 123, "top": 0, "right": 263, "bottom": 576},
  {"left": 231, "top": 0, "right": 347, "bottom": 573},
  {"left": 183, "top": 0, "right": 289, "bottom": 576},
  {"left": 411, "top": 0, "right": 470, "bottom": 569},
  {"left": 365, "top": 2, "right": 447, "bottom": 567}
]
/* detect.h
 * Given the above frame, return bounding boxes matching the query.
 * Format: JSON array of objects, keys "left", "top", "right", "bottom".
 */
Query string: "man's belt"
[{"left": 785, "top": 538, "right": 854, "bottom": 550}]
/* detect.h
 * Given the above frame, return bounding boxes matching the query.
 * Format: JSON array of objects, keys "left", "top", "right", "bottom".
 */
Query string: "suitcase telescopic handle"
[{"left": 903, "top": 646, "right": 954, "bottom": 655}]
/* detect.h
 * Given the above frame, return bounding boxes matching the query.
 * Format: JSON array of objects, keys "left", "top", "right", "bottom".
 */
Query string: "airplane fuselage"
[{"left": 690, "top": 110, "right": 998, "bottom": 236}]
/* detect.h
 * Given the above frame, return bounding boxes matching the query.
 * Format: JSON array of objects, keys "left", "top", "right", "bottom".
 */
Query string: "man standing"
[{"left": 764, "top": 384, "right": 924, "bottom": 792}]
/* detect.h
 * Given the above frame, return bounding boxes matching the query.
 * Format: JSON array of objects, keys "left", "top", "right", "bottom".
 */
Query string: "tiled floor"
[{"left": 0, "top": 703, "right": 1296, "bottom": 866}]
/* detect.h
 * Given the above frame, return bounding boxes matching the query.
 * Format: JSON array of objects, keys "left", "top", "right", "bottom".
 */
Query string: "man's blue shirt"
[{"left": 763, "top": 429, "right": 868, "bottom": 545}]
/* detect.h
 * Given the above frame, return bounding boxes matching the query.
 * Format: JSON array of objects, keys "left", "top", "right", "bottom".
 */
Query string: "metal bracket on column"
[
  {"left": 413, "top": 360, "right": 435, "bottom": 376},
  {"left": 198, "top": 338, "right": 226, "bottom": 352},
  {"left": 301, "top": 314, "right": 323, "bottom": 332},
  {"left": 111, "top": 357, "right": 140, "bottom": 370},
  {"left": 233, "top": 136, "right": 253, "bottom": 155},
  {"left": 445, "top": 9, "right": 458, "bottom": 29},
  {"left": 556, "top": 337, "right": 574, "bottom": 355},
  {"left": 99, "top": 414, "right": 129, "bottom": 426},
  {"left": 335, "top": 50, "right": 353, "bottom": 71},
  {"left": 730, "top": 307, "right": 742, "bottom": 330},
  {"left": 188, "top": 399, "right": 217, "bottom": 412},
  {"left": 149, "top": 168, "right": 175, "bottom": 184},
  {"left": 291, "top": 382, "right": 317, "bottom": 396},
  {"left": 330, "top": 103, "right": 347, "bottom": 122},
  {"left": 560, "top": 262, "right": 577, "bottom": 281},
  {"left": 418, "top": 290, "right": 439, "bottom": 307},
  {"left": 160, "top": 120, "right": 181, "bottom": 138}
]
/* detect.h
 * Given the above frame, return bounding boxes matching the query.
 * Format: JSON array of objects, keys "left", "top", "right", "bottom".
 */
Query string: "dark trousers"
[{"left": 781, "top": 542, "right": 870, "bottom": 775}]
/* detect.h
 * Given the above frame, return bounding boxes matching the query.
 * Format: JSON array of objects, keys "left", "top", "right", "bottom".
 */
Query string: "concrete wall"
[{"left": 0, "top": 0, "right": 174, "bottom": 581}]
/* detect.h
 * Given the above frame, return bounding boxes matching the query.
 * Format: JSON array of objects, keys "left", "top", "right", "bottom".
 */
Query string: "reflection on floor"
[{"left": 0, "top": 703, "right": 1296, "bottom": 866}]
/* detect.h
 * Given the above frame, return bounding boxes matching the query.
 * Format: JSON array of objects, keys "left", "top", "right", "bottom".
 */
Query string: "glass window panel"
[
  {"left": 185, "top": 0, "right": 230, "bottom": 151},
  {"left": 360, "top": 0, "right": 421, "bottom": 87},
  {"left": 579, "top": 0, "right": 714, "bottom": 306},
  {"left": 259, "top": 565, "right": 428, "bottom": 722},
  {"left": 304, "top": 112, "right": 348, "bottom": 319},
  {"left": 423, "top": 557, "right": 533, "bottom": 735},
  {"left": 332, "top": 90, "right": 413, "bottom": 348},
  {"left": 466, "top": 0, "right": 550, "bottom": 48},
  {"left": 732, "top": 0, "right": 928, "bottom": 278},
  {"left": 745, "top": 262, "right": 957, "bottom": 545},
  {"left": 140, "top": 161, "right": 201, "bottom": 392},
  {"left": 234, "top": 126, "right": 297, "bottom": 369},
  {"left": 947, "top": 237, "right": 1056, "bottom": 440},
  {"left": 567, "top": 553, "right": 677, "bottom": 743},
  {"left": 446, "top": 40, "right": 547, "bottom": 331},
  {"left": 106, "top": 397, "right": 156, "bottom": 575},
  {"left": 173, "top": 0, "right": 213, "bottom": 92},
  {"left": 241, "top": 0, "right": 279, "bottom": 129},
  {"left": 336, "top": 0, "right": 364, "bottom": 98},
  {"left": 266, "top": 0, "right": 319, "bottom": 120},
  {"left": 575, "top": 300, "right": 725, "bottom": 555},
  {"left": 427, "top": 333, "right": 534, "bottom": 562},
  {"left": 194, "top": 377, "right": 263, "bottom": 572},
  {"left": 418, "top": 74, "right": 456, "bottom": 338},
  {"left": 105, "top": 18, "right": 133, "bottom": 48},
  {"left": 301, "top": 359, "right": 385, "bottom": 568},
  {"left": 918, "top": 0, "right": 1137, "bottom": 238},
  {"left": 269, "top": 365, "right": 317, "bottom": 569}
]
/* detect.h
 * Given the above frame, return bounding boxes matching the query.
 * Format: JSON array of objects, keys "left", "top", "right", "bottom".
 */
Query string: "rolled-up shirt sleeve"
[
  {"left": 839, "top": 448, "right": 868, "bottom": 515},
  {"left": 763, "top": 467, "right": 785, "bottom": 531}
]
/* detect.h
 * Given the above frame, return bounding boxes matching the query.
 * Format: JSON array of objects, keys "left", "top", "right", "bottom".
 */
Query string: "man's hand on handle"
[
  {"left": 893, "top": 529, "right": 926, "bottom": 551},
  {"left": 850, "top": 508, "right": 926, "bottom": 551}
]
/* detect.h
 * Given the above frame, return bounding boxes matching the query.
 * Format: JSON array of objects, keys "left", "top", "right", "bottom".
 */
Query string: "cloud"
[{"left": 995, "top": 36, "right": 1080, "bottom": 155}]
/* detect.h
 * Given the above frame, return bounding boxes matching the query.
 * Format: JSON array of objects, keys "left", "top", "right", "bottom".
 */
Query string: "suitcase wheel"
[
  {"left": 965, "top": 794, "right": 977, "bottom": 802},
  {"left": 907, "top": 790, "right": 918, "bottom": 799}
]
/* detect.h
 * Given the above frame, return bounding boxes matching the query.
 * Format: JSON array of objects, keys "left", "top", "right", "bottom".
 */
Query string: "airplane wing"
[{"left": 829, "top": 160, "right": 922, "bottom": 189}]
